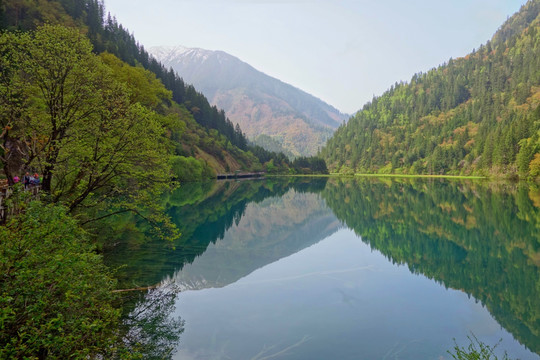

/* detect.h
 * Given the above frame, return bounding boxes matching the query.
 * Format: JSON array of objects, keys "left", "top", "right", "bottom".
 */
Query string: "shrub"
[{"left": 0, "top": 202, "right": 123, "bottom": 359}]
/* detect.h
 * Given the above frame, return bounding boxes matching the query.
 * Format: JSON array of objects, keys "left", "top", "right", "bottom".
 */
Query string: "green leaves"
[
  {"left": 0, "top": 202, "right": 122, "bottom": 358},
  {"left": 448, "top": 334, "right": 514, "bottom": 360},
  {"left": 0, "top": 25, "right": 179, "bottom": 238}
]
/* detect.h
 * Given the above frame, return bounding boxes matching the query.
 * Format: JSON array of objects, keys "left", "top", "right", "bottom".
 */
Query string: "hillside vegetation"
[
  {"left": 0, "top": 1, "right": 263, "bottom": 357},
  {"left": 322, "top": 0, "right": 540, "bottom": 178},
  {"left": 0, "top": 0, "right": 265, "bottom": 180}
]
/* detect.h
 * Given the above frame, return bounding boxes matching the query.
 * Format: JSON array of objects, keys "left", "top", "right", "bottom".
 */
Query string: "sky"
[{"left": 104, "top": 0, "right": 526, "bottom": 114}]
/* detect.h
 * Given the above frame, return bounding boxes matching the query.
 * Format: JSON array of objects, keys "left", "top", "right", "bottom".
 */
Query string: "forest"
[
  {"left": 0, "top": 0, "right": 327, "bottom": 181},
  {"left": 321, "top": 0, "right": 540, "bottom": 179}
]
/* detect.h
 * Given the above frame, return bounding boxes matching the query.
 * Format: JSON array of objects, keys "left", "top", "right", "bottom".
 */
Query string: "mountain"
[
  {"left": 0, "top": 0, "right": 267, "bottom": 180},
  {"left": 321, "top": 0, "right": 540, "bottom": 178},
  {"left": 150, "top": 45, "right": 349, "bottom": 157}
]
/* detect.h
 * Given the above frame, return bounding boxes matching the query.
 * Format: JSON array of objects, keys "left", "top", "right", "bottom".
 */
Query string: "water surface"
[{"left": 107, "top": 178, "right": 540, "bottom": 359}]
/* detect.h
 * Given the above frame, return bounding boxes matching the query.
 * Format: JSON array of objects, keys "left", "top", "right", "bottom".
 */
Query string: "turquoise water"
[{"left": 108, "top": 178, "right": 540, "bottom": 359}]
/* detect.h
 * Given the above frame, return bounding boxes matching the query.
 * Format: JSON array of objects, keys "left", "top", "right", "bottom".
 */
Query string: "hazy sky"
[{"left": 104, "top": 0, "right": 526, "bottom": 114}]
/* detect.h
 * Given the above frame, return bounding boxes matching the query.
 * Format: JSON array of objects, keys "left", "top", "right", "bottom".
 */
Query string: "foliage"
[
  {"left": 0, "top": 31, "right": 29, "bottom": 184},
  {"left": 166, "top": 103, "right": 259, "bottom": 175},
  {"left": 291, "top": 156, "right": 328, "bottom": 174},
  {"left": 321, "top": 0, "right": 540, "bottom": 178},
  {"left": 338, "top": 165, "right": 355, "bottom": 176},
  {"left": 448, "top": 334, "right": 514, "bottom": 360},
  {"left": 247, "top": 144, "right": 330, "bottom": 174},
  {"left": 0, "top": 25, "right": 173, "bottom": 211},
  {"left": 0, "top": 22, "right": 187, "bottom": 358},
  {"left": 249, "top": 145, "right": 290, "bottom": 173},
  {"left": 0, "top": 201, "right": 124, "bottom": 359},
  {"left": 99, "top": 51, "right": 172, "bottom": 110},
  {"left": 0, "top": 24, "right": 182, "bottom": 242},
  {"left": 0, "top": 0, "right": 250, "bottom": 151},
  {"left": 169, "top": 155, "right": 215, "bottom": 182}
]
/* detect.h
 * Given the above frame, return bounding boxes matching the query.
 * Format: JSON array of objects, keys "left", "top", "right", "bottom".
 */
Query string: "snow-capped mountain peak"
[{"left": 150, "top": 45, "right": 221, "bottom": 65}]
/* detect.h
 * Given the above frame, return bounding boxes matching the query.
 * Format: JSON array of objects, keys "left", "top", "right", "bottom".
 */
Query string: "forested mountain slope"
[
  {"left": 150, "top": 45, "right": 348, "bottom": 157},
  {"left": 321, "top": 0, "right": 540, "bottom": 178},
  {"left": 0, "top": 0, "right": 261, "bottom": 179}
]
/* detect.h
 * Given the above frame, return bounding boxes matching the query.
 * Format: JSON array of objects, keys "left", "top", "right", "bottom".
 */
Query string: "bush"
[
  {"left": 339, "top": 165, "right": 355, "bottom": 176},
  {"left": 169, "top": 155, "right": 215, "bottom": 182},
  {"left": 0, "top": 202, "right": 123, "bottom": 359}
]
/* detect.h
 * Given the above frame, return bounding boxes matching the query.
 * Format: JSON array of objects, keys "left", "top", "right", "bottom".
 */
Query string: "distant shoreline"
[
  {"left": 270, "top": 173, "right": 489, "bottom": 180},
  {"left": 348, "top": 173, "right": 487, "bottom": 179}
]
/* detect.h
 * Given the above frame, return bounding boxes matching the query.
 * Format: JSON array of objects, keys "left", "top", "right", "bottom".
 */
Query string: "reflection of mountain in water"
[
  {"left": 169, "top": 190, "right": 340, "bottom": 290},
  {"left": 108, "top": 177, "right": 540, "bottom": 358},
  {"left": 321, "top": 178, "right": 540, "bottom": 355},
  {"left": 103, "top": 178, "right": 337, "bottom": 289}
]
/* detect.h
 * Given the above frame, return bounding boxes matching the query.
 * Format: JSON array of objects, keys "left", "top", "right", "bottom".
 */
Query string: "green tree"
[
  {"left": 517, "top": 137, "right": 536, "bottom": 174},
  {"left": 169, "top": 155, "right": 215, "bottom": 182},
  {"left": 265, "top": 158, "right": 276, "bottom": 173},
  {"left": 17, "top": 24, "right": 106, "bottom": 192},
  {"left": 0, "top": 31, "right": 30, "bottom": 184},
  {"left": 0, "top": 26, "right": 175, "bottom": 230}
]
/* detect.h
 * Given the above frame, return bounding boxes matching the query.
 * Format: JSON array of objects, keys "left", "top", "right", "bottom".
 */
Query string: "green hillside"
[
  {"left": 0, "top": 0, "right": 264, "bottom": 181},
  {"left": 321, "top": 0, "right": 540, "bottom": 178}
]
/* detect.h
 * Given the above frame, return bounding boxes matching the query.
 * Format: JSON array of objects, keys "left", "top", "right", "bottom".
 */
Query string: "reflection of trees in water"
[
  {"left": 169, "top": 184, "right": 339, "bottom": 291},
  {"left": 103, "top": 177, "right": 331, "bottom": 358},
  {"left": 322, "top": 178, "right": 540, "bottom": 355},
  {"left": 103, "top": 178, "right": 330, "bottom": 288},
  {"left": 119, "top": 283, "right": 184, "bottom": 360}
]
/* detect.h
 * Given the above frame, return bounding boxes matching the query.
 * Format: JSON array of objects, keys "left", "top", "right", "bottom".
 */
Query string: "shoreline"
[{"left": 267, "top": 173, "right": 488, "bottom": 180}]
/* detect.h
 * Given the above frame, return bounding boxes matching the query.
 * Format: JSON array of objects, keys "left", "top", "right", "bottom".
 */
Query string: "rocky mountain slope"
[{"left": 150, "top": 45, "right": 348, "bottom": 157}]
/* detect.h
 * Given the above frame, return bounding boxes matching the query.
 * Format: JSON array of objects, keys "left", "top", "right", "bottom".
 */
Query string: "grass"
[
  {"left": 268, "top": 173, "right": 488, "bottom": 180},
  {"left": 351, "top": 173, "right": 487, "bottom": 179}
]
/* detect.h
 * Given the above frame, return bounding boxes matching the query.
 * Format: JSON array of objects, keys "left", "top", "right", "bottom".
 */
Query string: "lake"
[{"left": 104, "top": 178, "right": 540, "bottom": 359}]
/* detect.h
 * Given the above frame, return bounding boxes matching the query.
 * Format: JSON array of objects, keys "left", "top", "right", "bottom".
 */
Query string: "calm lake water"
[{"left": 105, "top": 178, "right": 540, "bottom": 359}]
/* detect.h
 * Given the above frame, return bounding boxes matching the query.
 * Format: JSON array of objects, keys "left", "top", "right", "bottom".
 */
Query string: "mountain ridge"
[{"left": 150, "top": 45, "right": 349, "bottom": 157}]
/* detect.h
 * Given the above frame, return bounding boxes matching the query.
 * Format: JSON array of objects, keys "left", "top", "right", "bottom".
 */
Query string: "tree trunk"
[{"left": 41, "top": 166, "right": 53, "bottom": 193}]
